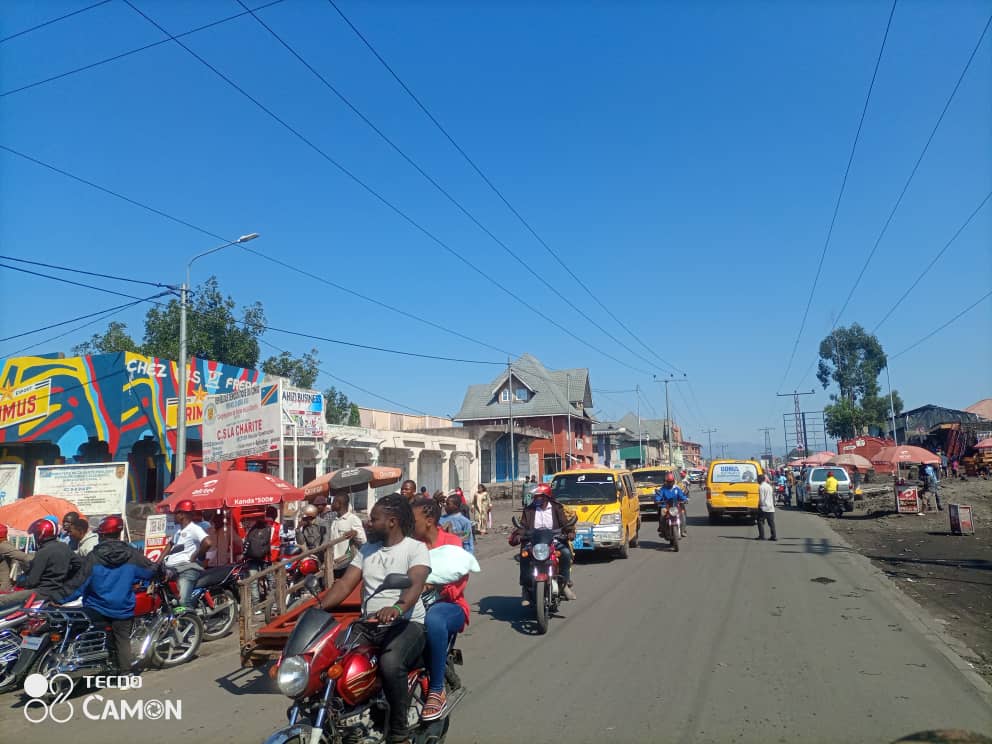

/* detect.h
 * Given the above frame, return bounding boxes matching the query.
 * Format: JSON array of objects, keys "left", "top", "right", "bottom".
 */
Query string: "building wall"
[
  {"left": 467, "top": 415, "right": 594, "bottom": 480},
  {"left": 359, "top": 407, "right": 452, "bottom": 432}
]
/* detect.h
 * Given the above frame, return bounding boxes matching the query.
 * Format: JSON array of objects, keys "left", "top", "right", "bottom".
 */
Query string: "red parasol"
[
  {"left": 0, "top": 495, "right": 84, "bottom": 531},
  {"left": 826, "top": 453, "right": 874, "bottom": 470},
  {"left": 157, "top": 470, "right": 304, "bottom": 513},
  {"left": 871, "top": 446, "right": 940, "bottom": 467},
  {"left": 302, "top": 466, "right": 403, "bottom": 499},
  {"left": 801, "top": 451, "right": 835, "bottom": 466},
  {"left": 975, "top": 438, "right": 992, "bottom": 450},
  {"left": 165, "top": 460, "right": 234, "bottom": 494}
]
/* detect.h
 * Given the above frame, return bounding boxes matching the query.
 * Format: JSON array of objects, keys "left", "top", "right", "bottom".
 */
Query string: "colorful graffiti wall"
[{"left": 0, "top": 352, "right": 260, "bottom": 501}]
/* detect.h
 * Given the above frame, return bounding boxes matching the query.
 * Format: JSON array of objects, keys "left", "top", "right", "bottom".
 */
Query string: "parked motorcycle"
[
  {"left": 1, "top": 578, "right": 203, "bottom": 694},
  {"left": 263, "top": 545, "right": 325, "bottom": 624},
  {"left": 656, "top": 500, "right": 683, "bottom": 551},
  {"left": 0, "top": 591, "right": 45, "bottom": 689},
  {"left": 513, "top": 516, "right": 570, "bottom": 634},
  {"left": 182, "top": 562, "right": 245, "bottom": 641},
  {"left": 264, "top": 574, "right": 466, "bottom": 744}
]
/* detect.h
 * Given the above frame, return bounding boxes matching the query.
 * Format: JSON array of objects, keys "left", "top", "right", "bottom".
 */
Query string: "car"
[
  {"left": 705, "top": 459, "right": 764, "bottom": 524},
  {"left": 631, "top": 466, "right": 675, "bottom": 514},
  {"left": 688, "top": 468, "right": 705, "bottom": 484},
  {"left": 551, "top": 468, "right": 641, "bottom": 558},
  {"left": 802, "top": 466, "right": 852, "bottom": 509}
]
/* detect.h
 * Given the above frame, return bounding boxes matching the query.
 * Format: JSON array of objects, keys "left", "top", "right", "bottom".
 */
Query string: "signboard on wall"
[
  {"left": 0, "top": 379, "right": 51, "bottom": 430},
  {"left": 202, "top": 384, "right": 282, "bottom": 463},
  {"left": 282, "top": 387, "right": 325, "bottom": 438},
  {"left": 0, "top": 463, "right": 22, "bottom": 507},
  {"left": 34, "top": 462, "right": 128, "bottom": 520}
]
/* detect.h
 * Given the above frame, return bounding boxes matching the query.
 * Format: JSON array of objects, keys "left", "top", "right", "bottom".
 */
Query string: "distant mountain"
[{"left": 708, "top": 441, "right": 784, "bottom": 460}]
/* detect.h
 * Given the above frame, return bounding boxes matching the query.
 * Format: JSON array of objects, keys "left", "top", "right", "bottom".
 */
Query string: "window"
[
  {"left": 515, "top": 386, "right": 529, "bottom": 401},
  {"left": 500, "top": 389, "right": 510, "bottom": 402},
  {"left": 575, "top": 437, "right": 584, "bottom": 451}
]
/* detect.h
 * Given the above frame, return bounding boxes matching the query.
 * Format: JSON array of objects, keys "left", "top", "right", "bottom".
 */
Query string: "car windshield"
[
  {"left": 633, "top": 470, "right": 670, "bottom": 486},
  {"left": 811, "top": 468, "right": 846, "bottom": 482},
  {"left": 709, "top": 463, "right": 758, "bottom": 484},
  {"left": 552, "top": 473, "right": 617, "bottom": 504}
]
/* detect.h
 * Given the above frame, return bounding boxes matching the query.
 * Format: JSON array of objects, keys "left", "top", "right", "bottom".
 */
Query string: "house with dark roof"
[{"left": 452, "top": 353, "right": 595, "bottom": 482}]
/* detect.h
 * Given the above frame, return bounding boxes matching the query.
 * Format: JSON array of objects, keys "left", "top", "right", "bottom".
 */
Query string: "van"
[
  {"left": 631, "top": 466, "right": 675, "bottom": 514},
  {"left": 550, "top": 468, "right": 640, "bottom": 558},
  {"left": 705, "top": 459, "right": 764, "bottom": 524}
]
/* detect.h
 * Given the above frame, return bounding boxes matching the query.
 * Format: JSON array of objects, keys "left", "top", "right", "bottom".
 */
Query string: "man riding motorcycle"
[
  {"left": 165, "top": 500, "right": 212, "bottom": 606},
  {"left": 655, "top": 472, "right": 688, "bottom": 538},
  {"left": 510, "top": 483, "right": 576, "bottom": 604},
  {"left": 0, "top": 518, "right": 78, "bottom": 609}
]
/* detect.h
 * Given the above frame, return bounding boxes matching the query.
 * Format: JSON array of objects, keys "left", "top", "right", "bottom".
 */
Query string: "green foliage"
[
  {"left": 72, "top": 321, "right": 141, "bottom": 356},
  {"left": 348, "top": 403, "right": 361, "bottom": 426},
  {"left": 324, "top": 387, "right": 357, "bottom": 425},
  {"left": 261, "top": 348, "right": 320, "bottom": 389}
]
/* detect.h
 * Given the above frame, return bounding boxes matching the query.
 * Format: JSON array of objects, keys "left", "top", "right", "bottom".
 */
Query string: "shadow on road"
[
  {"left": 477, "top": 595, "right": 546, "bottom": 636},
  {"left": 215, "top": 664, "right": 278, "bottom": 696}
]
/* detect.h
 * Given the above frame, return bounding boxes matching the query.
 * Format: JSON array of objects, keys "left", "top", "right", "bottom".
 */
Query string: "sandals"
[{"left": 422, "top": 690, "right": 447, "bottom": 721}]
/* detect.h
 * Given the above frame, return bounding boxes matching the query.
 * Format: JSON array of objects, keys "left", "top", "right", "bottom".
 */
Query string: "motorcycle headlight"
[
  {"left": 276, "top": 655, "right": 310, "bottom": 698},
  {"left": 531, "top": 543, "right": 551, "bottom": 561}
]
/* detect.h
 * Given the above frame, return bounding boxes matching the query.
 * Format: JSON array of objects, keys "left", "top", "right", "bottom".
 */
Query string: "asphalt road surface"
[{"left": 3, "top": 499, "right": 990, "bottom": 743}]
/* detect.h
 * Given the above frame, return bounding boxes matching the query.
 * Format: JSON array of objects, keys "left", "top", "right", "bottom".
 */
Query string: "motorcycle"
[
  {"left": 775, "top": 483, "right": 787, "bottom": 506},
  {"left": 181, "top": 561, "right": 246, "bottom": 641},
  {"left": 817, "top": 486, "right": 850, "bottom": 518},
  {"left": 265, "top": 574, "right": 466, "bottom": 744},
  {"left": 0, "top": 591, "right": 45, "bottom": 689},
  {"left": 1, "top": 577, "right": 203, "bottom": 694},
  {"left": 512, "top": 517, "right": 571, "bottom": 634},
  {"left": 656, "top": 499, "right": 683, "bottom": 551},
  {"left": 263, "top": 545, "right": 325, "bottom": 624}
]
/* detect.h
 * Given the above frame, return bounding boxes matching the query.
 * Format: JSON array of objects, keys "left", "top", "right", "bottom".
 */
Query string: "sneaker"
[
  {"left": 754, "top": 536, "right": 764, "bottom": 541},
  {"left": 521, "top": 589, "right": 530, "bottom": 607},
  {"left": 770, "top": 537, "right": 778, "bottom": 542},
  {"left": 563, "top": 585, "right": 577, "bottom": 601}
]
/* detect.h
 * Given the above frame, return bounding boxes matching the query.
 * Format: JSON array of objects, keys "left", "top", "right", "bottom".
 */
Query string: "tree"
[
  {"left": 261, "top": 348, "right": 320, "bottom": 388},
  {"left": 72, "top": 321, "right": 141, "bottom": 355},
  {"left": 324, "top": 387, "right": 359, "bottom": 425},
  {"left": 817, "top": 324, "right": 902, "bottom": 438}
]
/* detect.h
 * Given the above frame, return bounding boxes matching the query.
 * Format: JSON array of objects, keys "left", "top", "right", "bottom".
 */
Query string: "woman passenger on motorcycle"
[
  {"left": 510, "top": 483, "right": 576, "bottom": 603},
  {"left": 411, "top": 498, "right": 469, "bottom": 721},
  {"left": 318, "top": 494, "right": 430, "bottom": 744}
]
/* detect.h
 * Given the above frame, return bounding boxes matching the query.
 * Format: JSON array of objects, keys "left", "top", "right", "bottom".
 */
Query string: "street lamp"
[{"left": 175, "top": 233, "right": 259, "bottom": 475}]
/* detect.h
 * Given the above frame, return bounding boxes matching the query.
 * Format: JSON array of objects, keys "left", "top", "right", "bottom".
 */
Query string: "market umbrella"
[
  {"left": 801, "top": 451, "right": 835, "bottom": 466},
  {"left": 157, "top": 470, "right": 304, "bottom": 513},
  {"left": 302, "top": 466, "right": 403, "bottom": 499},
  {"left": 165, "top": 460, "right": 234, "bottom": 494},
  {"left": 975, "top": 438, "right": 992, "bottom": 450},
  {"left": 0, "top": 495, "right": 83, "bottom": 531},
  {"left": 826, "top": 453, "right": 874, "bottom": 470},
  {"left": 871, "top": 446, "right": 940, "bottom": 467}
]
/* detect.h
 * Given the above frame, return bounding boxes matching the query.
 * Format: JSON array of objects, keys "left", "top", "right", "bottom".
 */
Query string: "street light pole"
[
  {"left": 175, "top": 233, "right": 259, "bottom": 476},
  {"left": 702, "top": 428, "right": 717, "bottom": 463}
]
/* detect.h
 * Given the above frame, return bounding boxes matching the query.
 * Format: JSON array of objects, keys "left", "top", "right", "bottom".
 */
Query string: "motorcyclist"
[
  {"left": 164, "top": 500, "right": 212, "bottom": 606},
  {"left": 0, "top": 518, "right": 79, "bottom": 609},
  {"left": 510, "top": 483, "right": 575, "bottom": 604},
  {"left": 59, "top": 515, "right": 159, "bottom": 672},
  {"left": 823, "top": 470, "right": 839, "bottom": 507},
  {"left": 776, "top": 472, "right": 788, "bottom": 506},
  {"left": 654, "top": 472, "right": 688, "bottom": 538}
]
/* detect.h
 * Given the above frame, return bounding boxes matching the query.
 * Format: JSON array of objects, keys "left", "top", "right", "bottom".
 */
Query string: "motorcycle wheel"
[
  {"left": 670, "top": 525, "right": 680, "bottom": 552},
  {"left": 151, "top": 611, "right": 203, "bottom": 668},
  {"left": 201, "top": 589, "right": 237, "bottom": 642},
  {"left": 0, "top": 659, "right": 17, "bottom": 691},
  {"left": 534, "top": 582, "right": 549, "bottom": 635}
]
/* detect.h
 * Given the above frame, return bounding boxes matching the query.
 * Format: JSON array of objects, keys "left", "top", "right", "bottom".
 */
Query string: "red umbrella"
[
  {"left": 157, "top": 470, "right": 304, "bottom": 513},
  {"left": 165, "top": 460, "right": 234, "bottom": 494},
  {"left": 871, "top": 446, "right": 940, "bottom": 467},
  {"left": 0, "top": 495, "right": 83, "bottom": 531},
  {"left": 826, "top": 453, "right": 874, "bottom": 470},
  {"left": 975, "top": 437, "right": 992, "bottom": 450},
  {"left": 801, "top": 451, "right": 835, "bottom": 466}
]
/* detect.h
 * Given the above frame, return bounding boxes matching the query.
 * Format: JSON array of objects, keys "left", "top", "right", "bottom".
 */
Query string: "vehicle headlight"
[
  {"left": 276, "top": 655, "right": 310, "bottom": 698},
  {"left": 531, "top": 543, "right": 551, "bottom": 561},
  {"left": 599, "top": 512, "right": 621, "bottom": 525}
]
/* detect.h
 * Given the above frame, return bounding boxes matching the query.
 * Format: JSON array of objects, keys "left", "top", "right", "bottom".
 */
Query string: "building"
[
  {"left": 358, "top": 407, "right": 453, "bottom": 431},
  {"left": 595, "top": 412, "right": 689, "bottom": 469},
  {"left": 452, "top": 353, "right": 595, "bottom": 482},
  {"left": 682, "top": 441, "right": 702, "bottom": 468}
]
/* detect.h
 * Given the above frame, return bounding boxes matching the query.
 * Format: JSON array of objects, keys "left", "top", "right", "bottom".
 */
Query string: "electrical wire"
[
  {"left": 0, "top": 0, "right": 112, "bottom": 44},
  {"left": 236, "top": 0, "right": 677, "bottom": 377},
  {"left": 0, "top": 0, "right": 288, "bottom": 97},
  {"left": 0, "top": 262, "right": 155, "bottom": 301},
  {"left": 890, "top": 289, "right": 992, "bottom": 359},
  {"left": 325, "top": 0, "right": 684, "bottom": 376},
  {"left": 776, "top": 0, "right": 898, "bottom": 394},
  {"left": 119, "top": 0, "right": 656, "bottom": 378},
  {"left": 0, "top": 254, "right": 172, "bottom": 289},
  {"left": 0, "top": 293, "right": 169, "bottom": 342}
]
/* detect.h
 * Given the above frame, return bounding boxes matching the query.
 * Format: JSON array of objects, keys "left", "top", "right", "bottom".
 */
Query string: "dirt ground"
[{"left": 830, "top": 476, "right": 992, "bottom": 682}]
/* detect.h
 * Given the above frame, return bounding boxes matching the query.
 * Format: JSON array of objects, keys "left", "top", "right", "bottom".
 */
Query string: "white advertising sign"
[
  {"left": 202, "top": 383, "right": 282, "bottom": 463},
  {"left": 282, "top": 387, "right": 325, "bottom": 438},
  {"left": 143, "top": 514, "right": 169, "bottom": 562},
  {"left": 33, "top": 462, "right": 128, "bottom": 520},
  {"left": 0, "top": 463, "right": 22, "bottom": 507}
]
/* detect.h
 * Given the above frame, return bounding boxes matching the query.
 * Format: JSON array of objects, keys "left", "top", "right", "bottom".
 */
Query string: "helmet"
[
  {"left": 0, "top": 524, "right": 7, "bottom": 540},
  {"left": 298, "top": 556, "right": 320, "bottom": 576},
  {"left": 28, "top": 518, "right": 57, "bottom": 544},
  {"left": 533, "top": 483, "right": 552, "bottom": 498},
  {"left": 174, "top": 499, "right": 196, "bottom": 514},
  {"left": 665, "top": 472, "right": 676, "bottom": 484},
  {"left": 301, "top": 505, "right": 319, "bottom": 519},
  {"left": 96, "top": 515, "right": 125, "bottom": 536}
]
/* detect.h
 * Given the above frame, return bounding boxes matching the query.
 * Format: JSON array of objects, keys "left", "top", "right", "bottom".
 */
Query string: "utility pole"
[
  {"left": 636, "top": 384, "right": 642, "bottom": 467},
  {"left": 758, "top": 427, "right": 775, "bottom": 463},
  {"left": 654, "top": 374, "right": 687, "bottom": 463},
  {"left": 719, "top": 443, "right": 728, "bottom": 458},
  {"left": 566, "top": 373, "right": 572, "bottom": 468},
  {"left": 702, "top": 428, "right": 717, "bottom": 463},
  {"left": 777, "top": 390, "right": 815, "bottom": 456},
  {"left": 507, "top": 359, "right": 515, "bottom": 488},
  {"left": 884, "top": 363, "right": 898, "bottom": 445}
]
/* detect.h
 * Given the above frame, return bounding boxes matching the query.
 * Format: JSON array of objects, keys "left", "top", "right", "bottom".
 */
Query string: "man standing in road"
[
  {"left": 924, "top": 463, "right": 942, "bottom": 511},
  {"left": 755, "top": 474, "right": 777, "bottom": 541},
  {"left": 786, "top": 468, "right": 796, "bottom": 505},
  {"left": 328, "top": 491, "right": 367, "bottom": 564}
]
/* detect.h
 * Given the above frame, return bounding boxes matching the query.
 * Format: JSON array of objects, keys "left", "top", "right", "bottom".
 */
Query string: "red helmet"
[
  {"left": 298, "top": 556, "right": 320, "bottom": 576},
  {"left": 0, "top": 524, "right": 7, "bottom": 540},
  {"left": 665, "top": 472, "right": 676, "bottom": 484},
  {"left": 96, "top": 515, "right": 125, "bottom": 535},
  {"left": 28, "top": 518, "right": 57, "bottom": 543},
  {"left": 174, "top": 499, "right": 196, "bottom": 514},
  {"left": 533, "top": 483, "right": 552, "bottom": 498}
]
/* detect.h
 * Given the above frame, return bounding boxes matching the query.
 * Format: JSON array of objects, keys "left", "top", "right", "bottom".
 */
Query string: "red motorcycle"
[{"left": 265, "top": 574, "right": 465, "bottom": 744}]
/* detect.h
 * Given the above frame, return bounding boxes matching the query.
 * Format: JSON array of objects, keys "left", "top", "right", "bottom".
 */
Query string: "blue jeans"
[
  {"left": 172, "top": 562, "right": 203, "bottom": 606},
  {"left": 424, "top": 602, "right": 464, "bottom": 693}
]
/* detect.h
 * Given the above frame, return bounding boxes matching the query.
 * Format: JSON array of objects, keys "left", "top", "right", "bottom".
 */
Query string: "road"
[{"left": 3, "top": 499, "right": 990, "bottom": 743}]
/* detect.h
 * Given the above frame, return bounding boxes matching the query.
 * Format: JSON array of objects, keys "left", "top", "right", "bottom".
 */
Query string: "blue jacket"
[
  {"left": 61, "top": 539, "right": 156, "bottom": 619},
  {"left": 654, "top": 485, "right": 687, "bottom": 504}
]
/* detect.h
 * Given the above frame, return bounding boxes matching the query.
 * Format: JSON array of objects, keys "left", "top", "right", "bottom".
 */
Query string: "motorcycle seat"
[{"left": 195, "top": 565, "right": 235, "bottom": 589}]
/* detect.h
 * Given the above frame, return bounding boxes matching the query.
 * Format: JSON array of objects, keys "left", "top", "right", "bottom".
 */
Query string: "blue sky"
[{"left": 1, "top": 0, "right": 990, "bottom": 452}]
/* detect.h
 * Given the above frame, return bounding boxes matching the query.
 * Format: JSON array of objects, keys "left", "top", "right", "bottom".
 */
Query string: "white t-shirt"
[
  {"left": 533, "top": 503, "right": 554, "bottom": 529},
  {"left": 329, "top": 511, "right": 368, "bottom": 561},
  {"left": 350, "top": 537, "right": 430, "bottom": 623},
  {"left": 758, "top": 482, "right": 776, "bottom": 513},
  {"left": 165, "top": 522, "right": 208, "bottom": 566}
]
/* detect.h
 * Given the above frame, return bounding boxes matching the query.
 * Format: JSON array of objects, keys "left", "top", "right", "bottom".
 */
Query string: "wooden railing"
[{"left": 237, "top": 530, "right": 356, "bottom": 657}]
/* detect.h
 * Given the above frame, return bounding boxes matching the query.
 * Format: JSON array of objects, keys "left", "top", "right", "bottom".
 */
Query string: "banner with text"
[
  {"left": 0, "top": 463, "right": 22, "bottom": 507},
  {"left": 202, "top": 383, "right": 282, "bottom": 463},
  {"left": 282, "top": 387, "right": 325, "bottom": 439},
  {"left": 34, "top": 462, "right": 129, "bottom": 521}
]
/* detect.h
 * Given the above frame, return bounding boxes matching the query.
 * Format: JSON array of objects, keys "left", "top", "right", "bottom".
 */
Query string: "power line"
[
  {"left": 325, "top": 0, "right": 684, "bottom": 376},
  {"left": 890, "top": 289, "right": 992, "bottom": 360},
  {"left": 0, "top": 0, "right": 112, "bottom": 44},
  {"left": 0, "top": 293, "right": 168, "bottom": 343},
  {"left": 776, "top": 0, "right": 898, "bottom": 394},
  {"left": 0, "top": 0, "right": 289, "bottom": 98},
  {"left": 119, "top": 0, "right": 656, "bottom": 378},
  {"left": 0, "top": 262, "right": 154, "bottom": 301},
  {"left": 820, "top": 11, "right": 992, "bottom": 339},
  {"left": 0, "top": 254, "right": 172, "bottom": 289},
  {"left": 235, "top": 0, "right": 676, "bottom": 377}
]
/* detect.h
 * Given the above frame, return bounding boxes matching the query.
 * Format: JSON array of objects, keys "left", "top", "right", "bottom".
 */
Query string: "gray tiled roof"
[
  {"left": 616, "top": 412, "right": 674, "bottom": 441},
  {"left": 453, "top": 353, "right": 592, "bottom": 421}
]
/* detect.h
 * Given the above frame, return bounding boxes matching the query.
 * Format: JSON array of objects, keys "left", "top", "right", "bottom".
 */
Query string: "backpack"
[{"left": 244, "top": 524, "right": 271, "bottom": 561}]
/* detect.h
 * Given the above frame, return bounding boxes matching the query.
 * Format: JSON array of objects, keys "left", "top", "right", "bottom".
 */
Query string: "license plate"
[
  {"left": 21, "top": 635, "right": 43, "bottom": 650},
  {"left": 725, "top": 491, "right": 748, "bottom": 498}
]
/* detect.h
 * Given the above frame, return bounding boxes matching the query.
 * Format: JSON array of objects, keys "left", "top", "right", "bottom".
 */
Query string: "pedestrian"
[
  {"left": 0, "top": 523, "right": 31, "bottom": 592},
  {"left": 951, "top": 459, "right": 959, "bottom": 479},
  {"left": 313, "top": 495, "right": 336, "bottom": 533},
  {"left": 420, "top": 486, "right": 430, "bottom": 500},
  {"left": 786, "top": 468, "right": 795, "bottom": 504},
  {"left": 432, "top": 490, "right": 447, "bottom": 511},
  {"left": 70, "top": 518, "right": 98, "bottom": 557},
  {"left": 924, "top": 464, "right": 942, "bottom": 511},
  {"left": 439, "top": 496, "right": 474, "bottom": 554},
  {"left": 400, "top": 479, "right": 418, "bottom": 503},
  {"left": 60, "top": 511, "right": 81, "bottom": 550},
  {"left": 328, "top": 491, "right": 367, "bottom": 565},
  {"left": 755, "top": 474, "right": 777, "bottom": 541},
  {"left": 940, "top": 452, "right": 948, "bottom": 479},
  {"left": 850, "top": 466, "right": 862, "bottom": 491},
  {"left": 206, "top": 512, "right": 243, "bottom": 566},
  {"left": 472, "top": 484, "right": 492, "bottom": 535}
]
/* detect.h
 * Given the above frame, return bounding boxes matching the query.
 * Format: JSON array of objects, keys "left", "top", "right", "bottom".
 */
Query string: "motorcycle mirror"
[
  {"left": 379, "top": 573, "right": 412, "bottom": 591},
  {"left": 512, "top": 517, "right": 522, "bottom": 529},
  {"left": 304, "top": 575, "right": 320, "bottom": 595}
]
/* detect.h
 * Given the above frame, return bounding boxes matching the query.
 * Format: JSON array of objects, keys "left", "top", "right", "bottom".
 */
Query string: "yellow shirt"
[{"left": 824, "top": 475, "right": 838, "bottom": 494}]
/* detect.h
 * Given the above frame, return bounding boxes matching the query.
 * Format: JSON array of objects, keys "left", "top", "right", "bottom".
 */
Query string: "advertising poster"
[
  {"left": 202, "top": 383, "right": 282, "bottom": 463},
  {"left": 143, "top": 514, "right": 169, "bottom": 562},
  {"left": 895, "top": 487, "right": 921, "bottom": 514},
  {"left": 0, "top": 463, "right": 22, "bottom": 507},
  {"left": 282, "top": 387, "right": 325, "bottom": 439},
  {"left": 34, "top": 462, "right": 129, "bottom": 521}
]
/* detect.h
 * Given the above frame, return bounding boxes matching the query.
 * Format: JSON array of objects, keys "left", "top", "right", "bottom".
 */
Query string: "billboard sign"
[{"left": 202, "top": 384, "right": 282, "bottom": 463}]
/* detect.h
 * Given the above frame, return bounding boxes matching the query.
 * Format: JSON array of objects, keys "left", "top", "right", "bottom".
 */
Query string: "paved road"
[{"left": 4, "top": 499, "right": 990, "bottom": 743}]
